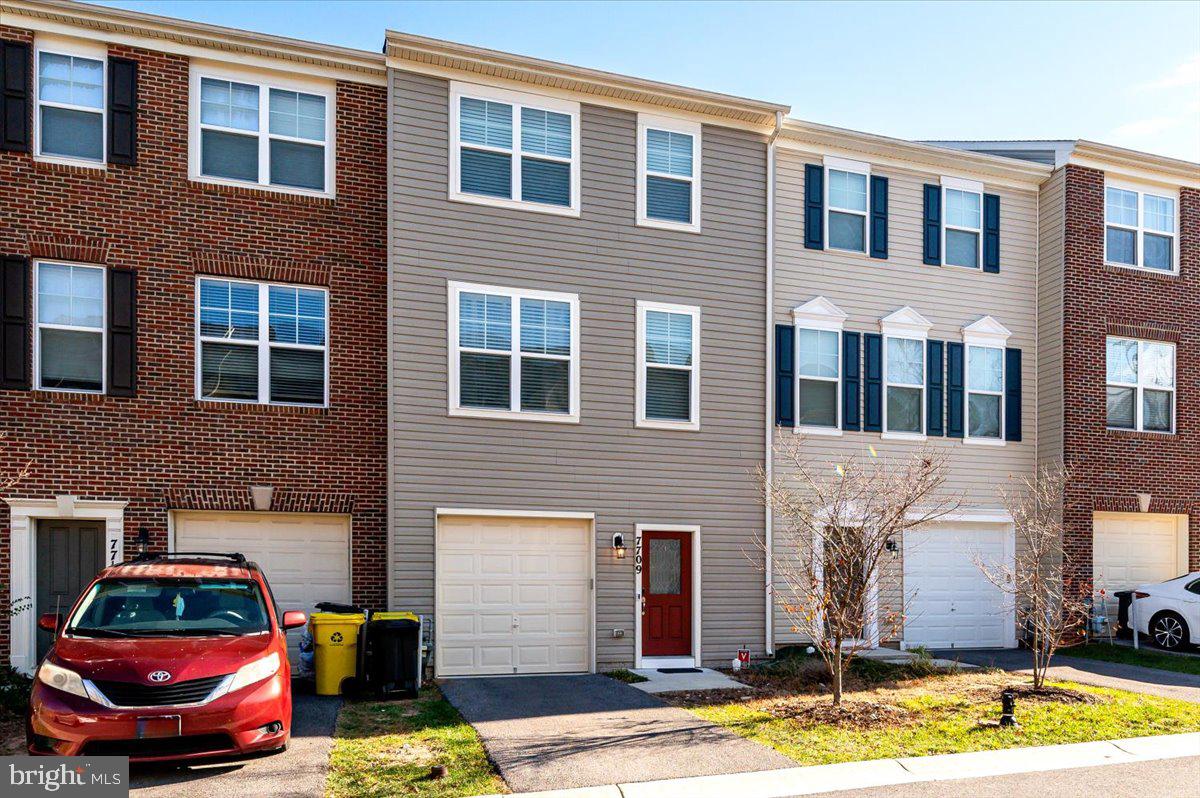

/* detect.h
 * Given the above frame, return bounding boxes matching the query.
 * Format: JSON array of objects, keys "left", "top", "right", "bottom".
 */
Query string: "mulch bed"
[
  {"left": 1003, "top": 684, "right": 1105, "bottom": 704},
  {"left": 762, "top": 699, "right": 918, "bottom": 728},
  {"left": 1, "top": 712, "right": 25, "bottom": 756}
]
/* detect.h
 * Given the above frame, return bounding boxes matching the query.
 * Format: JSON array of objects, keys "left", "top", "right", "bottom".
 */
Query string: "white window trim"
[
  {"left": 193, "top": 276, "right": 330, "bottom": 408},
  {"left": 792, "top": 296, "right": 848, "bottom": 436},
  {"left": 823, "top": 156, "right": 870, "bottom": 255},
  {"left": 188, "top": 62, "right": 336, "bottom": 198},
  {"left": 880, "top": 307, "right": 931, "bottom": 441},
  {"left": 636, "top": 114, "right": 702, "bottom": 234},
  {"left": 1103, "top": 179, "right": 1180, "bottom": 276},
  {"left": 32, "top": 260, "right": 106, "bottom": 395},
  {"left": 940, "top": 175, "right": 984, "bottom": 270},
  {"left": 447, "top": 280, "right": 581, "bottom": 423},
  {"left": 636, "top": 300, "right": 701, "bottom": 431},
  {"left": 1106, "top": 336, "right": 1176, "bottom": 434},
  {"left": 33, "top": 37, "right": 108, "bottom": 170},
  {"left": 448, "top": 81, "right": 581, "bottom": 218},
  {"left": 962, "top": 316, "right": 1012, "bottom": 447}
]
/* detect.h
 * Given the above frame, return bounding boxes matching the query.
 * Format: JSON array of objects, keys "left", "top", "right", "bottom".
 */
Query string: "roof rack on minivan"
[{"left": 130, "top": 551, "right": 248, "bottom": 565}]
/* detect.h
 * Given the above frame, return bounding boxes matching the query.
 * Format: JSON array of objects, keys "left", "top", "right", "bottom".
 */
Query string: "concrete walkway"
[
  {"left": 934, "top": 648, "right": 1200, "bottom": 703},
  {"left": 629, "top": 667, "right": 751, "bottom": 694},
  {"left": 440, "top": 674, "right": 793, "bottom": 792}
]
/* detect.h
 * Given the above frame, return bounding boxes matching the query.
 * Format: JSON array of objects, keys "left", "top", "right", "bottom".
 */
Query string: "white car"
[{"left": 1129, "top": 572, "right": 1200, "bottom": 651}]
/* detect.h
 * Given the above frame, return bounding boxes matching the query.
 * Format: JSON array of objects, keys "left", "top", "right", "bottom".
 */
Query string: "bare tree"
[
  {"left": 974, "top": 463, "right": 1088, "bottom": 689},
  {"left": 760, "top": 437, "right": 962, "bottom": 706}
]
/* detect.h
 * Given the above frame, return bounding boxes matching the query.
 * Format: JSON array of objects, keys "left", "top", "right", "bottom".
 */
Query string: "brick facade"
[
  {"left": 0, "top": 26, "right": 389, "bottom": 662},
  {"left": 1060, "top": 164, "right": 1200, "bottom": 588}
]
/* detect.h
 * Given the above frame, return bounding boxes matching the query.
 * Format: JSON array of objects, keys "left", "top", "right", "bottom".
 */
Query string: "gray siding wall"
[
  {"left": 1037, "top": 169, "right": 1065, "bottom": 467},
  {"left": 388, "top": 68, "right": 768, "bottom": 668}
]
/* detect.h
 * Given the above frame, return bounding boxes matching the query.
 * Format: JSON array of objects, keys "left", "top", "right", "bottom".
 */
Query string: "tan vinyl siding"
[
  {"left": 1037, "top": 168, "right": 1065, "bottom": 467},
  {"left": 389, "top": 68, "right": 768, "bottom": 668}
]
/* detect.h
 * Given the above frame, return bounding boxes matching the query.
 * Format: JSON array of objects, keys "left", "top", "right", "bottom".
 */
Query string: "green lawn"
[
  {"left": 681, "top": 671, "right": 1200, "bottom": 766},
  {"left": 326, "top": 686, "right": 506, "bottom": 798},
  {"left": 1061, "top": 643, "right": 1200, "bottom": 676}
]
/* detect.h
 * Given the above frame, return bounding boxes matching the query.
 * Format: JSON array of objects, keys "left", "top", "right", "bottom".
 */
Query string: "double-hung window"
[
  {"left": 1105, "top": 183, "right": 1178, "bottom": 273},
  {"left": 1106, "top": 337, "right": 1175, "bottom": 433},
  {"left": 449, "top": 83, "right": 580, "bottom": 216},
  {"left": 196, "top": 277, "right": 328, "bottom": 406},
  {"left": 637, "top": 301, "right": 700, "bottom": 430},
  {"left": 637, "top": 115, "right": 701, "bottom": 232},
  {"left": 449, "top": 282, "right": 580, "bottom": 422},
  {"left": 35, "top": 261, "right": 105, "bottom": 392},
  {"left": 193, "top": 68, "right": 333, "bottom": 195},
  {"left": 884, "top": 337, "right": 924, "bottom": 436},
  {"left": 943, "top": 178, "right": 983, "bottom": 269},
  {"left": 797, "top": 329, "right": 840, "bottom": 429},
  {"left": 35, "top": 44, "right": 105, "bottom": 164},
  {"left": 966, "top": 345, "right": 1004, "bottom": 440},
  {"left": 825, "top": 158, "right": 869, "bottom": 253}
]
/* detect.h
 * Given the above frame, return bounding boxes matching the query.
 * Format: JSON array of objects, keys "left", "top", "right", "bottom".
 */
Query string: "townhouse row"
[{"left": 0, "top": 0, "right": 1196, "bottom": 676}]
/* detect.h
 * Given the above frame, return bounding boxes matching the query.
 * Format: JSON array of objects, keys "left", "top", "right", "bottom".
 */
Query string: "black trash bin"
[
  {"left": 364, "top": 612, "right": 422, "bottom": 698},
  {"left": 1114, "top": 590, "right": 1134, "bottom": 637}
]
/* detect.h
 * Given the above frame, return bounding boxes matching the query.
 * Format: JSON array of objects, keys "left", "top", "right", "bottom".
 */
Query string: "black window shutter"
[
  {"left": 1, "top": 40, "right": 31, "bottom": 153},
  {"left": 922, "top": 184, "right": 941, "bottom": 265},
  {"left": 946, "top": 342, "right": 965, "bottom": 438},
  {"left": 1, "top": 255, "right": 31, "bottom": 390},
  {"left": 983, "top": 193, "right": 1000, "bottom": 273},
  {"left": 107, "top": 268, "right": 137, "bottom": 396},
  {"left": 863, "top": 332, "right": 882, "bottom": 432},
  {"left": 869, "top": 176, "right": 888, "bottom": 259},
  {"left": 926, "top": 340, "right": 945, "bottom": 436},
  {"left": 804, "top": 164, "right": 824, "bottom": 250},
  {"left": 842, "top": 331, "right": 861, "bottom": 431},
  {"left": 107, "top": 56, "right": 137, "bottom": 166},
  {"left": 1004, "top": 347, "right": 1022, "bottom": 441},
  {"left": 775, "top": 324, "right": 794, "bottom": 427}
]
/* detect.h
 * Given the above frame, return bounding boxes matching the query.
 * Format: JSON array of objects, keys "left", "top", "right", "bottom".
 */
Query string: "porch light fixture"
[
  {"left": 612, "top": 532, "right": 627, "bottom": 559},
  {"left": 885, "top": 537, "right": 899, "bottom": 555}
]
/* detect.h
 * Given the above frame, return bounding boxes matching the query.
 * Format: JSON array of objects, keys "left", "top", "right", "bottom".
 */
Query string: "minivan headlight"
[
  {"left": 227, "top": 652, "right": 280, "bottom": 694},
  {"left": 37, "top": 661, "right": 89, "bottom": 700}
]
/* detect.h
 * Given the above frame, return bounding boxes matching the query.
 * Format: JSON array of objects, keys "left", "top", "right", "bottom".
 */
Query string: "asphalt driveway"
[{"left": 440, "top": 673, "right": 793, "bottom": 792}]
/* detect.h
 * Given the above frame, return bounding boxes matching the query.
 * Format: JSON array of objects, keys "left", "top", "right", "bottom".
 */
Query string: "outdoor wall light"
[
  {"left": 885, "top": 537, "right": 899, "bottom": 555},
  {"left": 612, "top": 532, "right": 627, "bottom": 559}
]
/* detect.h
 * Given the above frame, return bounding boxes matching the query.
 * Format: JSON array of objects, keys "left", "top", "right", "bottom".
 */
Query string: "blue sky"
[{"left": 94, "top": 0, "right": 1200, "bottom": 161}]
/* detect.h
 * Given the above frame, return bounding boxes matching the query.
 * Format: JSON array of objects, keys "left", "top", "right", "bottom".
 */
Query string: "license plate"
[{"left": 136, "top": 715, "right": 182, "bottom": 738}]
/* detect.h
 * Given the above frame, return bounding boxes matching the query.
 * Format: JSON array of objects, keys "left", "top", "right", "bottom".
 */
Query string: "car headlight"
[
  {"left": 227, "top": 652, "right": 280, "bottom": 694},
  {"left": 37, "top": 661, "right": 89, "bottom": 700}
]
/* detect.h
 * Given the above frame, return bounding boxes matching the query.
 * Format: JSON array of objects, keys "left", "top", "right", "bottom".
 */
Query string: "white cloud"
[{"left": 1138, "top": 53, "right": 1200, "bottom": 91}]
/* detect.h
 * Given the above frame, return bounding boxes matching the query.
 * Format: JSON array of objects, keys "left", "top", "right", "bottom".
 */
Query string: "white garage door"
[
  {"left": 1093, "top": 513, "right": 1186, "bottom": 595},
  {"left": 904, "top": 523, "right": 1012, "bottom": 649},
  {"left": 173, "top": 512, "right": 352, "bottom": 659},
  {"left": 436, "top": 515, "right": 591, "bottom": 677}
]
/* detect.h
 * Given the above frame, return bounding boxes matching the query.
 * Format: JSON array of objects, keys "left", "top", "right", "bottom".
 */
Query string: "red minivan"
[{"left": 27, "top": 553, "right": 307, "bottom": 761}]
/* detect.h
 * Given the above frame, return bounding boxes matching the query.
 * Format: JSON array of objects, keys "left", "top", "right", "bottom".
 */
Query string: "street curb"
[{"left": 477, "top": 732, "right": 1200, "bottom": 798}]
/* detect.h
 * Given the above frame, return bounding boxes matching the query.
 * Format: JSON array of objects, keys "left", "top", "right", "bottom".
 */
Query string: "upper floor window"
[
  {"left": 884, "top": 337, "right": 924, "bottom": 435},
  {"left": 35, "top": 261, "right": 105, "bottom": 392},
  {"left": 825, "top": 158, "right": 869, "bottom": 253},
  {"left": 196, "top": 277, "right": 328, "bottom": 406},
  {"left": 637, "top": 301, "right": 700, "bottom": 430},
  {"left": 35, "top": 46, "right": 105, "bottom": 164},
  {"left": 1105, "top": 184, "right": 1177, "bottom": 273},
  {"left": 448, "top": 281, "right": 580, "bottom": 422},
  {"left": 449, "top": 82, "right": 580, "bottom": 217},
  {"left": 1106, "top": 336, "right": 1174, "bottom": 433},
  {"left": 943, "top": 182, "right": 982, "bottom": 269},
  {"left": 966, "top": 345, "right": 1004, "bottom": 439},
  {"left": 637, "top": 115, "right": 701, "bottom": 232},
  {"left": 797, "top": 328, "right": 840, "bottom": 428},
  {"left": 191, "top": 68, "right": 333, "bottom": 195}
]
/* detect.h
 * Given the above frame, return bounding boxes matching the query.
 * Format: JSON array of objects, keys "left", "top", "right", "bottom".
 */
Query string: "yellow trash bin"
[{"left": 310, "top": 612, "right": 365, "bottom": 696}]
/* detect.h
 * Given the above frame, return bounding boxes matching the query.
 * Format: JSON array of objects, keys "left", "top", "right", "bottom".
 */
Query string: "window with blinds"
[
  {"left": 637, "top": 301, "right": 700, "bottom": 430},
  {"left": 637, "top": 115, "right": 701, "bottom": 232}
]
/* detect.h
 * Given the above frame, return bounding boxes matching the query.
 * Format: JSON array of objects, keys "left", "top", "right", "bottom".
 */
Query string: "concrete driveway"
[
  {"left": 130, "top": 688, "right": 340, "bottom": 798},
  {"left": 440, "top": 674, "right": 793, "bottom": 792}
]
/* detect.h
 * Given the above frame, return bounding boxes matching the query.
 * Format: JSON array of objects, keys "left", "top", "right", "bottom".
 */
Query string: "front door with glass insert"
[{"left": 640, "top": 531, "right": 692, "bottom": 657}]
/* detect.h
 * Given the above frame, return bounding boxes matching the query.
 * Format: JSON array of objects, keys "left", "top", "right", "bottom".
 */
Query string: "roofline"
[
  {"left": 1069, "top": 140, "right": 1200, "bottom": 188},
  {"left": 384, "top": 29, "right": 789, "bottom": 128},
  {"left": 2, "top": 0, "right": 386, "bottom": 83}
]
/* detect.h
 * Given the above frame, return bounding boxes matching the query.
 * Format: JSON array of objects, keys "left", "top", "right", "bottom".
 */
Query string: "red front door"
[{"left": 641, "top": 531, "right": 692, "bottom": 657}]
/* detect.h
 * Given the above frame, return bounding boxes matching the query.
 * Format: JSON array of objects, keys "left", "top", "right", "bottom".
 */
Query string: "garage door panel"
[{"left": 1094, "top": 514, "right": 1184, "bottom": 597}]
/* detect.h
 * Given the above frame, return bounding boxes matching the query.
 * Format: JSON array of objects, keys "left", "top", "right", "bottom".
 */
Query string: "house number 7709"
[{"left": 634, "top": 535, "right": 643, "bottom": 575}]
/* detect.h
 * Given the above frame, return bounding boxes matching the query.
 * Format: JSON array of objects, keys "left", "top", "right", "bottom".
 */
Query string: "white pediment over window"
[
  {"left": 792, "top": 296, "right": 848, "bottom": 331},
  {"left": 962, "top": 315, "right": 1012, "bottom": 347},
  {"left": 879, "top": 306, "right": 933, "bottom": 338}
]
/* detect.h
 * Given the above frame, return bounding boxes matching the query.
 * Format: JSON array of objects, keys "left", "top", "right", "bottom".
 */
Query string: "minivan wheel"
[{"left": 1150, "top": 612, "right": 1189, "bottom": 651}]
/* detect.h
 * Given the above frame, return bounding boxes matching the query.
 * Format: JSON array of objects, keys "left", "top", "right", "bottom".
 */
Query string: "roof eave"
[{"left": 1069, "top": 140, "right": 1200, "bottom": 188}]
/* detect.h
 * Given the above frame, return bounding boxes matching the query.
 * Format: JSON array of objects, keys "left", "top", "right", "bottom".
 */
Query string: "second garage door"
[
  {"left": 1093, "top": 512, "right": 1187, "bottom": 595},
  {"left": 436, "top": 515, "right": 591, "bottom": 677}
]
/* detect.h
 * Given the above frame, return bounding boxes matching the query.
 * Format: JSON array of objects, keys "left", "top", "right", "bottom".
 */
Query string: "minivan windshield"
[{"left": 66, "top": 578, "right": 271, "bottom": 638}]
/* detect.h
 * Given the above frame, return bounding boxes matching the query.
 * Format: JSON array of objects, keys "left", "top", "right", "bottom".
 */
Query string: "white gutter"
[{"left": 764, "top": 111, "right": 783, "bottom": 656}]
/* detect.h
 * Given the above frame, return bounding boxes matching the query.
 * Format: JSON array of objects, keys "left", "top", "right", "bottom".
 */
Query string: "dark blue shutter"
[
  {"left": 922, "top": 184, "right": 941, "bottom": 265},
  {"left": 1, "top": 255, "right": 30, "bottom": 390},
  {"left": 926, "top": 340, "right": 945, "bottom": 437},
  {"left": 869, "top": 176, "right": 888, "bottom": 259},
  {"left": 1, "top": 39, "right": 31, "bottom": 153},
  {"left": 804, "top": 164, "right": 824, "bottom": 250},
  {"left": 983, "top": 193, "right": 1000, "bottom": 273},
  {"left": 1004, "top": 347, "right": 1022, "bottom": 441},
  {"left": 842, "top": 332, "right": 861, "bottom": 431},
  {"left": 946, "top": 342, "right": 965, "bottom": 438},
  {"left": 107, "top": 57, "right": 137, "bottom": 165},
  {"left": 863, "top": 333, "right": 882, "bottom": 432},
  {"left": 775, "top": 324, "right": 794, "bottom": 427}
]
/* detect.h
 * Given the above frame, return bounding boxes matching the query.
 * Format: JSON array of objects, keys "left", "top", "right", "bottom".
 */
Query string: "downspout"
[
  {"left": 385, "top": 62, "right": 396, "bottom": 612},
  {"left": 764, "top": 111, "right": 783, "bottom": 657}
]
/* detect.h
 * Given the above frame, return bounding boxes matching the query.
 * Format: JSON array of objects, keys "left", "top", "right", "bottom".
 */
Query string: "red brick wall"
[
  {"left": 1060, "top": 164, "right": 1200, "bottom": 589},
  {"left": 0, "top": 28, "right": 388, "bottom": 661}
]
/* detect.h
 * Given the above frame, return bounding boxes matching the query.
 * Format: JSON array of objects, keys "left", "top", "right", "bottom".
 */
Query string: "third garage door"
[{"left": 1093, "top": 512, "right": 1187, "bottom": 595}]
